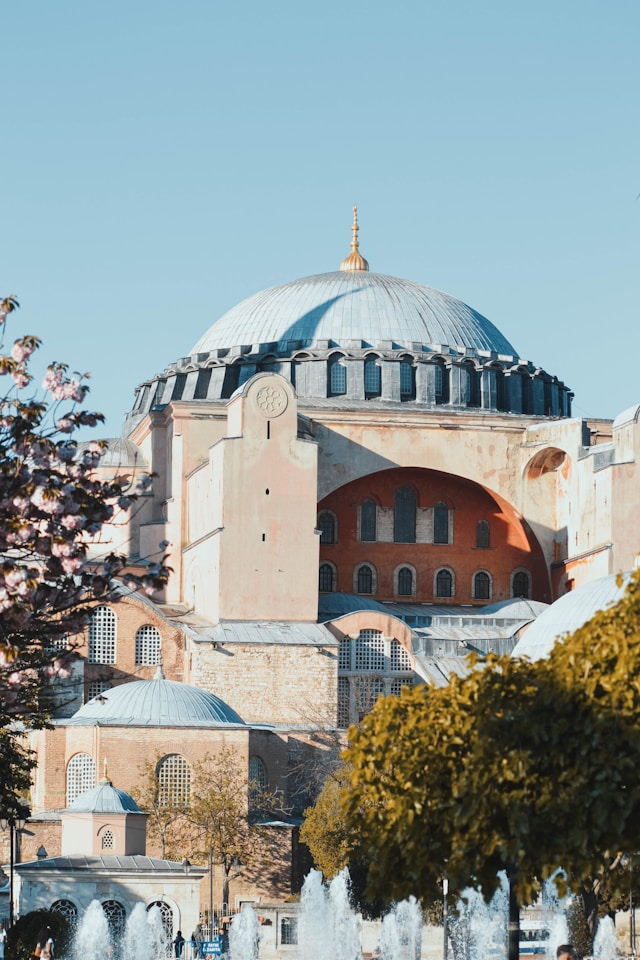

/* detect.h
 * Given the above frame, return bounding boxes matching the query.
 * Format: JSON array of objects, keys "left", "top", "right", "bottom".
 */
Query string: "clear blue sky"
[{"left": 2, "top": 0, "right": 639, "bottom": 436}]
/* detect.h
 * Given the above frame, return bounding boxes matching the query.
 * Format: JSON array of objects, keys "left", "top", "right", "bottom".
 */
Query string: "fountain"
[
  {"left": 229, "top": 903, "right": 261, "bottom": 960},
  {"left": 73, "top": 899, "right": 167, "bottom": 960},
  {"left": 450, "top": 876, "right": 508, "bottom": 960},
  {"left": 592, "top": 916, "right": 618, "bottom": 960}
]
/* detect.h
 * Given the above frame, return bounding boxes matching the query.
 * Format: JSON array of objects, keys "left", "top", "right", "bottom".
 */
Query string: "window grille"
[
  {"left": 87, "top": 680, "right": 112, "bottom": 702},
  {"left": 67, "top": 753, "right": 96, "bottom": 804},
  {"left": 135, "top": 624, "right": 161, "bottom": 665},
  {"left": 364, "top": 359, "right": 381, "bottom": 396},
  {"left": 281, "top": 918, "right": 298, "bottom": 945},
  {"left": 51, "top": 900, "right": 78, "bottom": 925},
  {"left": 476, "top": 520, "right": 490, "bottom": 549},
  {"left": 394, "top": 486, "right": 416, "bottom": 543},
  {"left": 357, "top": 565, "right": 373, "bottom": 594},
  {"left": 397, "top": 567, "right": 413, "bottom": 596},
  {"left": 328, "top": 356, "right": 347, "bottom": 396},
  {"left": 389, "top": 677, "right": 414, "bottom": 697},
  {"left": 249, "top": 757, "right": 267, "bottom": 790},
  {"left": 436, "top": 569, "right": 453, "bottom": 598},
  {"left": 88, "top": 606, "right": 116, "bottom": 665},
  {"left": 101, "top": 830, "right": 114, "bottom": 850},
  {"left": 434, "top": 364, "right": 443, "bottom": 399},
  {"left": 390, "top": 639, "right": 412, "bottom": 672},
  {"left": 102, "top": 900, "right": 126, "bottom": 938},
  {"left": 473, "top": 571, "right": 491, "bottom": 601},
  {"left": 319, "top": 563, "right": 335, "bottom": 592},
  {"left": 354, "top": 676, "right": 385, "bottom": 721},
  {"left": 157, "top": 754, "right": 191, "bottom": 807},
  {"left": 434, "top": 502, "right": 449, "bottom": 544},
  {"left": 360, "top": 499, "right": 377, "bottom": 541},
  {"left": 354, "top": 630, "right": 384, "bottom": 671},
  {"left": 318, "top": 512, "right": 336, "bottom": 544},
  {"left": 338, "top": 638, "right": 351, "bottom": 671},
  {"left": 513, "top": 571, "right": 530, "bottom": 599},
  {"left": 337, "top": 677, "right": 350, "bottom": 728}
]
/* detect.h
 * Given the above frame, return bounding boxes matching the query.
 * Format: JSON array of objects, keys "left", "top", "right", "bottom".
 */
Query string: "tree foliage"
[
  {"left": 300, "top": 763, "right": 353, "bottom": 879},
  {"left": 343, "top": 570, "right": 640, "bottom": 920},
  {"left": 0, "top": 296, "right": 170, "bottom": 814},
  {"left": 130, "top": 753, "right": 189, "bottom": 859}
]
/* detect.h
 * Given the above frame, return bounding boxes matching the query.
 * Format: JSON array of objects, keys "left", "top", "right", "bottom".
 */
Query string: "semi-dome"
[
  {"left": 513, "top": 572, "right": 632, "bottom": 662},
  {"left": 67, "top": 676, "right": 245, "bottom": 727},
  {"left": 191, "top": 271, "right": 518, "bottom": 358}
]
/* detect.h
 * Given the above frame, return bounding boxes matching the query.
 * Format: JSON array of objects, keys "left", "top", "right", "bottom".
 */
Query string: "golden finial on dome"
[
  {"left": 340, "top": 206, "right": 369, "bottom": 272},
  {"left": 102, "top": 757, "right": 109, "bottom": 781}
]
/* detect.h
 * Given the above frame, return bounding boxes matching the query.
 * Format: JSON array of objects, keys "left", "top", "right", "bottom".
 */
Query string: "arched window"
[
  {"left": 473, "top": 571, "right": 491, "bottom": 601},
  {"left": 88, "top": 606, "right": 116, "bottom": 665},
  {"left": 394, "top": 486, "right": 416, "bottom": 543},
  {"left": 147, "top": 902, "right": 173, "bottom": 943},
  {"left": 157, "top": 754, "right": 191, "bottom": 807},
  {"left": 400, "top": 360, "right": 415, "bottom": 400},
  {"left": 476, "top": 520, "right": 490, "bottom": 549},
  {"left": 364, "top": 358, "right": 381, "bottom": 397},
  {"left": 357, "top": 564, "right": 374, "bottom": 594},
  {"left": 434, "top": 363, "right": 449, "bottom": 403},
  {"left": 434, "top": 502, "right": 449, "bottom": 544},
  {"left": 318, "top": 511, "right": 336, "bottom": 544},
  {"left": 435, "top": 568, "right": 453, "bottom": 598},
  {"left": 50, "top": 900, "right": 78, "bottom": 925},
  {"left": 102, "top": 900, "right": 126, "bottom": 939},
  {"left": 249, "top": 756, "right": 267, "bottom": 791},
  {"left": 397, "top": 567, "right": 414, "bottom": 597},
  {"left": 462, "top": 364, "right": 480, "bottom": 407},
  {"left": 360, "top": 499, "right": 377, "bottom": 542},
  {"left": 319, "top": 563, "right": 335, "bottom": 592},
  {"left": 354, "top": 629, "right": 385, "bottom": 671},
  {"left": 135, "top": 625, "right": 161, "bottom": 665},
  {"left": 390, "top": 639, "right": 412, "bottom": 671},
  {"left": 67, "top": 753, "right": 96, "bottom": 804},
  {"left": 512, "top": 571, "right": 531, "bottom": 599},
  {"left": 328, "top": 355, "right": 347, "bottom": 396}
]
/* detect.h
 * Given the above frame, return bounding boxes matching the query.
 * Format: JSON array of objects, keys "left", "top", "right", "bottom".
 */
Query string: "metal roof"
[{"left": 15, "top": 855, "right": 207, "bottom": 875}]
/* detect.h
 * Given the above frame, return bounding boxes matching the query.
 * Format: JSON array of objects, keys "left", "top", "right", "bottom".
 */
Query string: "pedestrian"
[
  {"left": 0, "top": 923, "right": 7, "bottom": 960},
  {"left": 35, "top": 926, "right": 54, "bottom": 960},
  {"left": 173, "top": 930, "right": 185, "bottom": 959},
  {"left": 189, "top": 932, "right": 198, "bottom": 960},
  {"left": 556, "top": 947, "right": 577, "bottom": 960}
]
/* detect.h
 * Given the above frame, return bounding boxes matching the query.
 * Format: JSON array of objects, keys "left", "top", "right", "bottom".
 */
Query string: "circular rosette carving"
[{"left": 254, "top": 383, "right": 288, "bottom": 418}]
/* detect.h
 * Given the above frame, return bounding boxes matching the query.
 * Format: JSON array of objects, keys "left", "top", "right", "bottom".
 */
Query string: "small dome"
[
  {"left": 68, "top": 677, "right": 245, "bottom": 727},
  {"left": 67, "top": 778, "right": 141, "bottom": 814},
  {"left": 513, "top": 572, "right": 631, "bottom": 661}
]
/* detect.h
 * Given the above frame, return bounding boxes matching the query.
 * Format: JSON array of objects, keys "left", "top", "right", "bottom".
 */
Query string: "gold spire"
[
  {"left": 102, "top": 757, "right": 110, "bottom": 782},
  {"left": 339, "top": 206, "right": 369, "bottom": 272}
]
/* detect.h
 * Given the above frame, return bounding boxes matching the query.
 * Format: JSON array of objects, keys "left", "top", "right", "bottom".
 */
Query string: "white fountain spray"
[
  {"left": 73, "top": 900, "right": 112, "bottom": 960},
  {"left": 299, "top": 869, "right": 362, "bottom": 960},
  {"left": 378, "top": 897, "right": 422, "bottom": 960},
  {"left": 230, "top": 903, "right": 262, "bottom": 960},
  {"left": 593, "top": 915, "right": 618, "bottom": 960}
]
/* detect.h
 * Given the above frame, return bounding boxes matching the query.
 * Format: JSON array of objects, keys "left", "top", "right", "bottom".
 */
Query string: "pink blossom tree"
[{"left": 0, "top": 296, "right": 170, "bottom": 814}]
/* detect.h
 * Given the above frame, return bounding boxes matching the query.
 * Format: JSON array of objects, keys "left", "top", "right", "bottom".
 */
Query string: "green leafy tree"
[{"left": 343, "top": 570, "right": 640, "bottom": 960}]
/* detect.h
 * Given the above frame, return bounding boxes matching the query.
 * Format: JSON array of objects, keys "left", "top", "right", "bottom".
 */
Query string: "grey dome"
[
  {"left": 68, "top": 677, "right": 245, "bottom": 727},
  {"left": 191, "top": 272, "right": 518, "bottom": 357},
  {"left": 67, "top": 778, "right": 141, "bottom": 813},
  {"left": 513, "top": 572, "right": 631, "bottom": 661}
]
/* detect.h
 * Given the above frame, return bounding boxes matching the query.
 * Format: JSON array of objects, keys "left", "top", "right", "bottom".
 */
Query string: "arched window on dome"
[
  {"left": 473, "top": 570, "right": 492, "bottom": 601},
  {"left": 433, "top": 501, "right": 450, "bottom": 545},
  {"left": 319, "top": 563, "right": 336, "bottom": 593},
  {"left": 89, "top": 606, "right": 116, "bottom": 665},
  {"left": 462, "top": 363, "right": 480, "bottom": 407},
  {"left": 67, "top": 753, "right": 96, "bottom": 805},
  {"left": 318, "top": 511, "right": 337, "bottom": 544},
  {"left": 364, "top": 358, "right": 381, "bottom": 398},
  {"left": 194, "top": 368, "right": 212, "bottom": 400},
  {"left": 328, "top": 355, "right": 347, "bottom": 397},
  {"left": 434, "top": 362, "right": 449, "bottom": 404},
  {"left": 221, "top": 364, "right": 240, "bottom": 399},
  {"left": 520, "top": 370, "right": 533, "bottom": 415},
  {"left": 435, "top": 568, "right": 454, "bottom": 599},
  {"left": 157, "top": 754, "right": 191, "bottom": 808},
  {"left": 135, "top": 625, "right": 161, "bottom": 665},
  {"left": 400, "top": 359, "right": 416, "bottom": 400},
  {"left": 394, "top": 486, "right": 416, "bottom": 543},
  {"left": 360, "top": 499, "right": 377, "bottom": 542},
  {"left": 494, "top": 366, "right": 508, "bottom": 411},
  {"left": 512, "top": 570, "right": 531, "bottom": 599},
  {"left": 476, "top": 520, "right": 490, "bottom": 549}
]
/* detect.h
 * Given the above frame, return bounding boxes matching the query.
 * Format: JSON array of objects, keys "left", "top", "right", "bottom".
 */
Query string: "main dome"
[{"left": 191, "top": 271, "right": 518, "bottom": 358}]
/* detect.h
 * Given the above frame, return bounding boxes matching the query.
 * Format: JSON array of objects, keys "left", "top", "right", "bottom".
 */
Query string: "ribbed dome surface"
[
  {"left": 191, "top": 271, "right": 518, "bottom": 357},
  {"left": 67, "top": 779, "right": 141, "bottom": 813},
  {"left": 69, "top": 678, "right": 245, "bottom": 726},
  {"left": 513, "top": 572, "right": 631, "bottom": 661}
]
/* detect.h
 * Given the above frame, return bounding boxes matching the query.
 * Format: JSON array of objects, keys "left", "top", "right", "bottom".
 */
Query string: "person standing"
[
  {"left": 35, "top": 926, "right": 54, "bottom": 960},
  {"left": 173, "top": 930, "right": 185, "bottom": 959},
  {"left": 0, "top": 922, "right": 7, "bottom": 960}
]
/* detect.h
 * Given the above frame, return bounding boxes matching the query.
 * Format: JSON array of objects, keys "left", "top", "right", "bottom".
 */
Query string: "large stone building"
[{"left": 6, "top": 211, "right": 640, "bottom": 935}]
